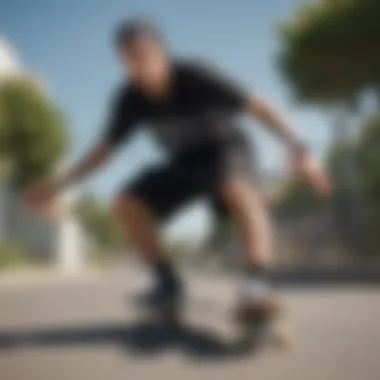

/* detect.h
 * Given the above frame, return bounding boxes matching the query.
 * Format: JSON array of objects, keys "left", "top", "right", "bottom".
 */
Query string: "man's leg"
[
  {"left": 113, "top": 164, "right": 201, "bottom": 301},
  {"left": 218, "top": 176, "right": 276, "bottom": 311},
  {"left": 219, "top": 178, "right": 272, "bottom": 266},
  {"left": 114, "top": 195, "right": 164, "bottom": 264},
  {"left": 114, "top": 195, "right": 180, "bottom": 297}
]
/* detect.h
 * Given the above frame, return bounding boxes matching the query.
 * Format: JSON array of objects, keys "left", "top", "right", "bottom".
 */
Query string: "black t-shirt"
[{"left": 103, "top": 60, "right": 248, "bottom": 154}]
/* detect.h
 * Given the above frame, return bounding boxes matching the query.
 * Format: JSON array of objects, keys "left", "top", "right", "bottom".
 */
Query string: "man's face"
[{"left": 119, "top": 35, "right": 169, "bottom": 91}]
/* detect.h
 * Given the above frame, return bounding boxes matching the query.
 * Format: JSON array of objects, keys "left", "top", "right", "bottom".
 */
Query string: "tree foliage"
[
  {"left": 355, "top": 115, "right": 380, "bottom": 253},
  {"left": 277, "top": 0, "right": 380, "bottom": 256},
  {"left": 0, "top": 77, "right": 68, "bottom": 189},
  {"left": 279, "top": 0, "right": 380, "bottom": 103},
  {"left": 327, "top": 138, "right": 357, "bottom": 187},
  {"left": 356, "top": 115, "right": 380, "bottom": 196},
  {"left": 322, "top": 114, "right": 380, "bottom": 254},
  {"left": 0, "top": 241, "right": 30, "bottom": 269}
]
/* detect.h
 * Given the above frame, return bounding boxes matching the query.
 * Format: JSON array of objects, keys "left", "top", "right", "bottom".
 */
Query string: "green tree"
[
  {"left": 356, "top": 115, "right": 380, "bottom": 196},
  {"left": 0, "top": 241, "right": 30, "bottom": 269},
  {"left": 279, "top": 0, "right": 380, "bottom": 104},
  {"left": 0, "top": 77, "right": 67, "bottom": 189},
  {"left": 355, "top": 115, "right": 380, "bottom": 254},
  {"left": 321, "top": 114, "right": 380, "bottom": 255},
  {"left": 278, "top": 0, "right": 380, "bottom": 254}
]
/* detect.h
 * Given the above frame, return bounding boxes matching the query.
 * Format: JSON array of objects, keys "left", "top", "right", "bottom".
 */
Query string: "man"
[{"left": 26, "top": 19, "right": 329, "bottom": 319}]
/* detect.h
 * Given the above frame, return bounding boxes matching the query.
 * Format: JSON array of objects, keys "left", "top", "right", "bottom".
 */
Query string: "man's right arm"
[
  {"left": 25, "top": 86, "right": 140, "bottom": 206},
  {"left": 53, "top": 142, "right": 114, "bottom": 190},
  {"left": 57, "top": 86, "right": 140, "bottom": 188}
]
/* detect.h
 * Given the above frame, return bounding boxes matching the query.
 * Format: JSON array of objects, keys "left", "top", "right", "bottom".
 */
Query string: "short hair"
[{"left": 114, "top": 18, "right": 162, "bottom": 48}]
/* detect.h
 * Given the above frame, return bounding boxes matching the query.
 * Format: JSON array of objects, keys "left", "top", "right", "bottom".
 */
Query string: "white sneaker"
[
  {"left": 238, "top": 277, "right": 272, "bottom": 303},
  {"left": 235, "top": 277, "right": 280, "bottom": 323}
]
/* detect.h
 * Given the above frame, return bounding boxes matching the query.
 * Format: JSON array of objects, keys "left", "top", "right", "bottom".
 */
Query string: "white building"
[
  {"left": 0, "top": 38, "right": 20, "bottom": 77},
  {"left": 0, "top": 37, "right": 86, "bottom": 272}
]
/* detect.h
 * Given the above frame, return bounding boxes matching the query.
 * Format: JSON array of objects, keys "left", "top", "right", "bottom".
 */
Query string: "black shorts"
[{"left": 123, "top": 137, "right": 255, "bottom": 220}]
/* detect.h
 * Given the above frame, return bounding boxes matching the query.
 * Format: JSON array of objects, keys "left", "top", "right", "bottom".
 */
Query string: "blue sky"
[{"left": 0, "top": 0, "right": 331, "bottom": 241}]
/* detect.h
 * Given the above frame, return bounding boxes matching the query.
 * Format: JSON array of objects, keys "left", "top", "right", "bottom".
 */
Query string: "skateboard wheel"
[{"left": 271, "top": 320, "right": 294, "bottom": 349}]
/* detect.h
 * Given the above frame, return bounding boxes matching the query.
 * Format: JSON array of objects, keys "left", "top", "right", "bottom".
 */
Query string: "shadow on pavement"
[{"left": 0, "top": 321, "right": 258, "bottom": 361}]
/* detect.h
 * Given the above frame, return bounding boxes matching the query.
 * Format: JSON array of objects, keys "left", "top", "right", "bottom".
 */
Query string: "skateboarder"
[{"left": 25, "top": 19, "right": 329, "bottom": 320}]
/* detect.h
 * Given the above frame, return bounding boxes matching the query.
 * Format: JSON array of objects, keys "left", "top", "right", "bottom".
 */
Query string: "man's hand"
[
  {"left": 23, "top": 143, "right": 113, "bottom": 211},
  {"left": 24, "top": 179, "right": 61, "bottom": 210},
  {"left": 289, "top": 148, "right": 331, "bottom": 196}
]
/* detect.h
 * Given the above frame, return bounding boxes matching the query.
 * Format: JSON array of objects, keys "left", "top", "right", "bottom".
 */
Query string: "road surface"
[{"left": 0, "top": 269, "right": 379, "bottom": 380}]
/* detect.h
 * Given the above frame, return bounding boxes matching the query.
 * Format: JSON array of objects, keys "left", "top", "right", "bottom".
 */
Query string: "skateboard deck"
[
  {"left": 235, "top": 313, "right": 293, "bottom": 351},
  {"left": 132, "top": 291, "right": 293, "bottom": 351}
]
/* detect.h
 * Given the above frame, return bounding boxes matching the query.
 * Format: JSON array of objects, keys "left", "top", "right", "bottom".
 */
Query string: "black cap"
[{"left": 114, "top": 18, "right": 162, "bottom": 48}]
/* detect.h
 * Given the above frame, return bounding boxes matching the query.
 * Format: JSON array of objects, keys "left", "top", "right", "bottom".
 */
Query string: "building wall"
[
  {"left": 0, "top": 183, "right": 57, "bottom": 257},
  {"left": 0, "top": 181, "right": 87, "bottom": 269}
]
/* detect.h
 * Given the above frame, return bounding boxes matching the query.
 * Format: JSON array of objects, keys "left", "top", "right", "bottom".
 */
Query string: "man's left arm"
[
  {"left": 244, "top": 95, "right": 330, "bottom": 195},
  {"left": 189, "top": 62, "right": 330, "bottom": 194},
  {"left": 191, "top": 62, "right": 310, "bottom": 151},
  {"left": 245, "top": 95, "right": 305, "bottom": 153}
]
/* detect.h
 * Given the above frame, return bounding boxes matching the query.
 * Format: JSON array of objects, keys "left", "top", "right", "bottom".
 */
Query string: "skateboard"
[
  {"left": 234, "top": 298, "right": 293, "bottom": 351},
  {"left": 133, "top": 292, "right": 293, "bottom": 351}
]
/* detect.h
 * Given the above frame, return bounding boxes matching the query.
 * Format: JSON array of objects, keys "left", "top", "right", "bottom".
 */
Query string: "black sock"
[{"left": 154, "top": 261, "right": 180, "bottom": 292}]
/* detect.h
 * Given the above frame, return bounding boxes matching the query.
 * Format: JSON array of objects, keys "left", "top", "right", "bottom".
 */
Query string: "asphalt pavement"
[{"left": 0, "top": 269, "right": 379, "bottom": 380}]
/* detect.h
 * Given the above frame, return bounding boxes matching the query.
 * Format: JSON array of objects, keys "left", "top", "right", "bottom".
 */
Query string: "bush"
[{"left": 0, "top": 242, "right": 30, "bottom": 269}]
